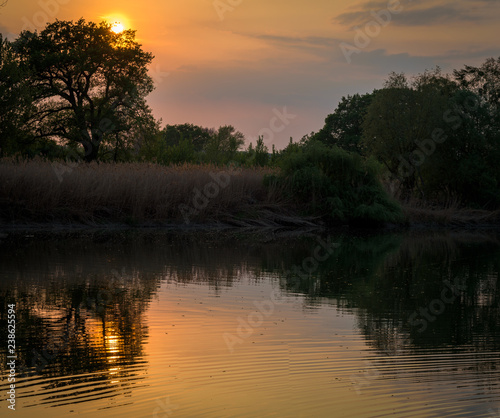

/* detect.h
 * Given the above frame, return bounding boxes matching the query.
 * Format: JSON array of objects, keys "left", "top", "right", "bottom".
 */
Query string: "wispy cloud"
[
  {"left": 333, "top": 46, "right": 500, "bottom": 75},
  {"left": 248, "top": 33, "right": 341, "bottom": 49},
  {"left": 334, "top": 0, "right": 498, "bottom": 27},
  {"left": 0, "top": 23, "right": 17, "bottom": 40}
]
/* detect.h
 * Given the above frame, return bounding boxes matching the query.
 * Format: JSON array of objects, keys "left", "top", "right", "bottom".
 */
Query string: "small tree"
[
  {"left": 162, "top": 123, "right": 213, "bottom": 152},
  {"left": 204, "top": 125, "right": 244, "bottom": 164},
  {"left": 254, "top": 135, "right": 269, "bottom": 166}
]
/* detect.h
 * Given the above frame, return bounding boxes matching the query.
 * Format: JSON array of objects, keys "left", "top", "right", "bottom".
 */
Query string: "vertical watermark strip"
[{"left": 6, "top": 303, "right": 17, "bottom": 411}]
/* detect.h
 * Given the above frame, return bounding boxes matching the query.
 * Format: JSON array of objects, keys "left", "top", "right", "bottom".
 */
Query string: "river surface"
[{"left": 1, "top": 229, "right": 500, "bottom": 417}]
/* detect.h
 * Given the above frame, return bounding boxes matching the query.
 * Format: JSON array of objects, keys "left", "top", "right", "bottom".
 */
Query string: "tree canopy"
[
  {"left": 359, "top": 64, "right": 500, "bottom": 207},
  {"left": 2, "top": 20, "right": 500, "bottom": 212},
  {"left": 163, "top": 123, "right": 213, "bottom": 152},
  {"left": 454, "top": 57, "right": 500, "bottom": 107},
  {"left": 313, "top": 92, "right": 374, "bottom": 154},
  {"left": 12, "top": 18, "right": 154, "bottom": 161}
]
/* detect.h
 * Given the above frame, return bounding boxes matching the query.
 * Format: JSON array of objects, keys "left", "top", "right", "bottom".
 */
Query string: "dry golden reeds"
[
  {"left": 0, "top": 158, "right": 290, "bottom": 225},
  {"left": 3, "top": 158, "right": 498, "bottom": 228}
]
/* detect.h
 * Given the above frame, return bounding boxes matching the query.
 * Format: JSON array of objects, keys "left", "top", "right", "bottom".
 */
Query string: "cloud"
[
  {"left": 248, "top": 33, "right": 341, "bottom": 49},
  {"left": 0, "top": 23, "right": 16, "bottom": 40},
  {"left": 334, "top": 46, "right": 500, "bottom": 77},
  {"left": 333, "top": 0, "right": 498, "bottom": 27},
  {"left": 230, "top": 31, "right": 344, "bottom": 62}
]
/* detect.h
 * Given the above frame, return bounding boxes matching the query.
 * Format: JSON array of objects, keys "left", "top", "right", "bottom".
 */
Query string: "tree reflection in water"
[{"left": 1, "top": 229, "right": 499, "bottom": 407}]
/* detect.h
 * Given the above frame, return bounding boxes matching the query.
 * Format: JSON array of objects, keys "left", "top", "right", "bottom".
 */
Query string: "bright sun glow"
[
  {"left": 103, "top": 13, "right": 130, "bottom": 33},
  {"left": 111, "top": 22, "right": 124, "bottom": 33}
]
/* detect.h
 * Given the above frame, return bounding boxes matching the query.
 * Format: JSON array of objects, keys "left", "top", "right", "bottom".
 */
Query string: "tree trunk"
[{"left": 83, "top": 138, "right": 100, "bottom": 162}]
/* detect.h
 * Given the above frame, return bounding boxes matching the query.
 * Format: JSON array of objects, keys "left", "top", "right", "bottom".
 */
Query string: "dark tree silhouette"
[{"left": 13, "top": 18, "right": 154, "bottom": 162}]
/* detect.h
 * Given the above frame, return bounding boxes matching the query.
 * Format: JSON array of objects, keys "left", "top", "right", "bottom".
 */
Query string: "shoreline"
[{"left": 2, "top": 215, "right": 500, "bottom": 235}]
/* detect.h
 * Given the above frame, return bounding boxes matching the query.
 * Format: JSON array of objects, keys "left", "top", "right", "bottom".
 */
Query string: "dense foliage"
[
  {"left": 312, "top": 92, "right": 374, "bottom": 154},
  {"left": 265, "top": 140, "right": 404, "bottom": 225},
  {"left": 314, "top": 62, "right": 500, "bottom": 209}
]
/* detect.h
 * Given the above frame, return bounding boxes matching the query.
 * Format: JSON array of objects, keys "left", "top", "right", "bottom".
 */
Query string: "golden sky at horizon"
[{"left": 1, "top": 0, "right": 499, "bottom": 148}]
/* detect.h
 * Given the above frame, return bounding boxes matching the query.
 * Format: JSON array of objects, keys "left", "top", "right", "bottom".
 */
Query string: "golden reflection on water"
[{"left": 1, "top": 231, "right": 500, "bottom": 417}]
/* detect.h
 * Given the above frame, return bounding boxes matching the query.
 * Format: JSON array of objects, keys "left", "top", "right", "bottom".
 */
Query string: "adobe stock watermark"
[
  {"left": 351, "top": 350, "right": 412, "bottom": 395},
  {"left": 488, "top": 407, "right": 500, "bottom": 417},
  {"left": 213, "top": 0, "right": 243, "bottom": 21},
  {"left": 340, "top": 0, "right": 409, "bottom": 64},
  {"left": 14, "top": 325, "right": 70, "bottom": 379},
  {"left": 350, "top": 358, "right": 384, "bottom": 395},
  {"left": 408, "top": 277, "right": 466, "bottom": 333},
  {"left": 51, "top": 116, "right": 115, "bottom": 182},
  {"left": 397, "top": 95, "right": 480, "bottom": 178},
  {"left": 149, "top": 64, "right": 170, "bottom": 85},
  {"left": 351, "top": 276, "right": 466, "bottom": 394},
  {"left": 179, "top": 170, "right": 234, "bottom": 224},
  {"left": 21, "top": 0, "right": 70, "bottom": 32},
  {"left": 248, "top": 107, "right": 297, "bottom": 147},
  {"left": 223, "top": 236, "right": 339, "bottom": 353},
  {"left": 152, "top": 395, "right": 179, "bottom": 417}
]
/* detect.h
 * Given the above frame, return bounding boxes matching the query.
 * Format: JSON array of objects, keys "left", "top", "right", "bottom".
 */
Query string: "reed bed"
[
  {"left": 0, "top": 158, "right": 293, "bottom": 225},
  {"left": 3, "top": 158, "right": 499, "bottom": 228}
]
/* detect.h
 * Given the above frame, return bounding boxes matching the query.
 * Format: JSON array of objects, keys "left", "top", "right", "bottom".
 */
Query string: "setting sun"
[
  {"left": 111, "top": 22, "right": 124, "bottom": 33},
  {"left": 103, "top": 13, "right": 129, "bottom": 34}
]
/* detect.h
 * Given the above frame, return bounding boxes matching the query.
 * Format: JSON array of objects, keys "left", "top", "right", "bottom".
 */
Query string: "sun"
[
  {"left": 103, "top": 13, "right": 130, "bottom": 33},
  {"left": 111, "top": 22, "right": 125, "bottom": 34}
]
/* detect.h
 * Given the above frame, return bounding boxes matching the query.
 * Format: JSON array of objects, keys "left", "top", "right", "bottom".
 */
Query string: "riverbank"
[
  {"left": 2, "top": 206, "right": 500, "bottom": 233},
  {"left": 1, "top": 158, "right": 500, "bottom": 231}
]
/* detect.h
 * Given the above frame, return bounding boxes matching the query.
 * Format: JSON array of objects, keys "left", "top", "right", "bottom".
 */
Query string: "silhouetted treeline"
[{"left": 1, "top": 18, "right": 499, "bottom": 212}]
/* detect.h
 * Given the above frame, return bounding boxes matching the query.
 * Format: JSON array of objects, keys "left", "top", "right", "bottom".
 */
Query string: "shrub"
[{"left": 265, "top": 141, "right": 404, "bottom": 225}]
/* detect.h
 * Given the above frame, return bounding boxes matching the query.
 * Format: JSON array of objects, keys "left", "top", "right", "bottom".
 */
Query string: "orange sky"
[{"left": 1, "top": 0, "right": 499, "bottom": 149}]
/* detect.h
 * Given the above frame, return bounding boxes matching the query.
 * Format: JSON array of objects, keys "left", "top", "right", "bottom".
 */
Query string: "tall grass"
[
  {"left": 0, "top": 158, "right": 287, "bottom": 225},
  {"left": 3, "top": 157, "right": 496, "bottom": 228}
]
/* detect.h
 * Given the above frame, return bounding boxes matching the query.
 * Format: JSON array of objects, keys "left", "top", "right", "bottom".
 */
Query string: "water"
[{"left": 1, "top": 229, "right": 500, "bottom": 417}]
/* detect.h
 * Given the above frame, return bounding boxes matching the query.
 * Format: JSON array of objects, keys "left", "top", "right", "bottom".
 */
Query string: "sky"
[{"left": 1, "top": 0, "right": 499, "bottom": 149}]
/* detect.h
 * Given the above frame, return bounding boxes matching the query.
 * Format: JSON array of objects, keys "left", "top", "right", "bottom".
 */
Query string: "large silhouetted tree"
[
  {"left": 13, "top": 19, "right": 154, "bottom": 162},
  {"left": 362, "top": 71, "right": 453, "bottom": 195}
]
